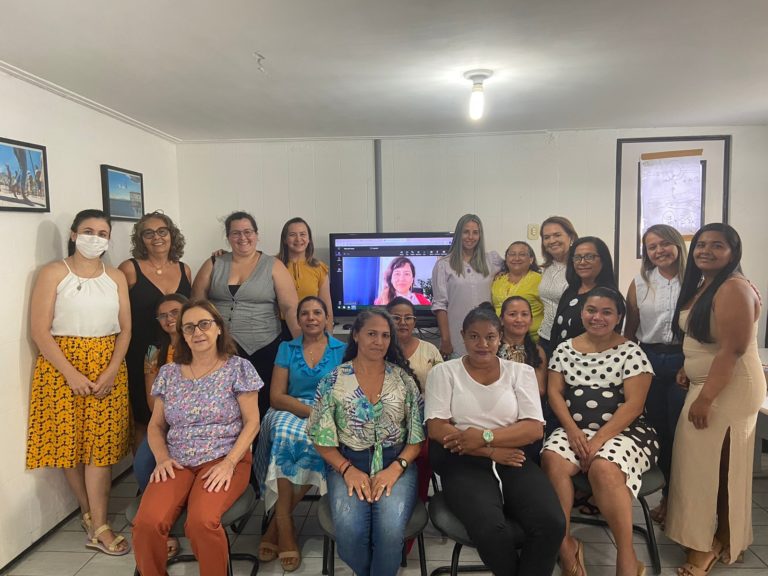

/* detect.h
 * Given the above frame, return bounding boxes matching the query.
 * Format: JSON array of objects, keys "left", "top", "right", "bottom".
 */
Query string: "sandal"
[
  {"left": 574, "top": 495, "right": 600, "bottom": 516},
  {"left": 560, "top": 538, "right": 587, "bottom": 576},
  {"left": 167, "top": 536, "right": 180, "bottom": 559},
  {"left": 677, "top": 540, "right": 723, "bottom": 576},
  {"left": 80, "top": 512, "right": 93, "bottom": 539},
  {"left": 279, "top": 550, "right": 302, "bottom": 572},
  {"left": 85, "top": 524, "right": 130, "bottom": 556},
  {"left": 650, "top": 498, "right": 667, "bottom": 526},
  {"left": 257, "top": 541, "right": 279, "bottom": 562},
  {"left": 637, "top": 561, "right": 646, "bottom": 576}
]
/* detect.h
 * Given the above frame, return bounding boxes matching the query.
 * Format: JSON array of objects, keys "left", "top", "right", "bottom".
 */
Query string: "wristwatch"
[
  {"left": 396, "top": 457, "right": 409, "bottom": 470},
  {"left": 482, "top": 429, "right": 494, "bottom": 446}
]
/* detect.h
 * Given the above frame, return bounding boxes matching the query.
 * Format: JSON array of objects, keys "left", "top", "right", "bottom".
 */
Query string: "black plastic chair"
[
  {"left": 571, "top": 465, "right": 665, "bottom": 575},
  {"left": 317, "top": 493, "right": 429, "bottom": 576},
  {"left": 124, "top": 484, "right": 259, "bottom": 576}
]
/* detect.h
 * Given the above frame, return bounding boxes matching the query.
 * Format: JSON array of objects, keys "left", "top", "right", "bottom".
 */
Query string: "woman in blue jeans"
[
  {"left": 624, "top": 224, "right": 687, "bottom": 526},
  {"left": 308, "top": 309, "right": 424, "bottom": 576}
]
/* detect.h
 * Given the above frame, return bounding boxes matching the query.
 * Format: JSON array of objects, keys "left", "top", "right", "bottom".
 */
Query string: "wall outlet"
[{"left": 527, "top": 224, "right": 539, "bottom": 240}]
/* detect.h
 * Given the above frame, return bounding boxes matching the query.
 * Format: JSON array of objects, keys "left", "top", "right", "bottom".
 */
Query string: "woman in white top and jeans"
[
  {"left": 624, "top": 224, "right": 687, "bottom": 526},
  {"left": 537, "top": 216, "right": 579, "bottom": 358},
  {"left": 425, "top": 303, "right": 564, "bottom": 576}
]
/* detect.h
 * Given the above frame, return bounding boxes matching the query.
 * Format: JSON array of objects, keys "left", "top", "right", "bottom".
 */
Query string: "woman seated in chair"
[
  {"left": 385, "top": 296, "right": 443, "bottom": 502},
  {"left": 542, "top": 287, "right": 657, "bottom": 576},
  {"left": 425, "top": 303, "right": 565, "bottom": 576},
  {"left": 132, "top": 299, "right": 262, "bottom": 576},
  {"left": 308, "top": 309, "right": 424, "bottom": 576},
  {"left": 254, "top": 296, "right": 345, "bottom": 571}
]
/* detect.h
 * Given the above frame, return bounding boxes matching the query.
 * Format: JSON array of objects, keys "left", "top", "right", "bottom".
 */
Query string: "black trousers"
[
  {"left": 236, "top": 336, "right": 282, "bottom": 422},
  {"left": 430, "top": 443, "right": 565, "bottom": 576}
]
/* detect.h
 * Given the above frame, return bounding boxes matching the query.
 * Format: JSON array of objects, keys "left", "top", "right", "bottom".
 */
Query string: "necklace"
[
  {"left": 71, "top": 258, "right": 102, "bottom": 291},
  {"left": 148, "top": 258, "right": 171, "bottom": 275},
  {"left": 189, "top": 357, "right": 222, "bottom": 381},
  {"left": 303, "top": 335, "right": 327, "bottom": 366}
]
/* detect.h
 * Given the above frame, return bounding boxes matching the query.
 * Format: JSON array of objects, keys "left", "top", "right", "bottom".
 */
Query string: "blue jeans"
[
  {"left": 134, "top": 437, "right": 156, "bottom": 492},
  {"left": 327, "top": 444, "right": 418, "bottom": 576},
  {"left": 641, "top": 345, "right": 685, "bottom": 498}
]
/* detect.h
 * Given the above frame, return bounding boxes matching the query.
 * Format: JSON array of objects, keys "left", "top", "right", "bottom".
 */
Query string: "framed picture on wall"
[
  {"left": 100, "top": 164, "right": 144, "bottom": 221},
  {"left": 613, "top": 135, "right": 731, "bottom": 289},
  {"left": 0, "top": 137, "right": 50, "bottom": 213}
]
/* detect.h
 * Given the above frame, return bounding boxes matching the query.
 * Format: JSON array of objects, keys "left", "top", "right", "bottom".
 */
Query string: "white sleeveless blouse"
[{"left": 51, "top": 261, "right": 121, "bottom": 337}]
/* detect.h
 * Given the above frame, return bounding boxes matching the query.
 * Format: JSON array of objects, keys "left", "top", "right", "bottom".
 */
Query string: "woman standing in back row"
[
  {"left": 666, "top": 224, "right": 764, "bottom": 576},
  {"left": 431, "top": 214, "right": 503, "bottom": 358},
  {"left": 119, "top": 211, "right": 192, "bottom": 450},
  {"left": 537, "top": 216, "right": 579, "bottom": 358},
  {"left": 624, "top": 224, "right": 687, "bottom": 527}
]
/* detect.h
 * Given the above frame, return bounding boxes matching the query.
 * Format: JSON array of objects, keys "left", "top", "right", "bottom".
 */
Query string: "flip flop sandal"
[
  {"left": 279, "top": 550, "right": 301, "bottom": 572},
  {"left": 167, "top": 536, "right": 180, "bottom": 559},
  {"left": 257, "top": 541, "right": 279, "bottom": 562},
  {"left": 577, "top": 501, "right": 601, "bottom": 516},
  {"left": 85, "top": 524, "right": 130, "bottom": 556}
]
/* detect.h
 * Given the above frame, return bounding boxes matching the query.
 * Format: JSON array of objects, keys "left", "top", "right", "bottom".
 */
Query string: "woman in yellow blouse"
[
  {"left": 491, "top": 241, "right": 543, "bottom": 341},
  {"left": 277, "top": 217, "right": 333, "bottom": 331}
]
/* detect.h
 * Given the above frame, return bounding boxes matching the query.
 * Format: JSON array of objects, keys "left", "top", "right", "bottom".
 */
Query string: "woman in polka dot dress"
[{"left": 542, "top": 287, "right": 657, "bottom": 576}]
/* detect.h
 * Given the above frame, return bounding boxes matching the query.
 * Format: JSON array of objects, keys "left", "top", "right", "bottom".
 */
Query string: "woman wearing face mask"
[
  {"left": 119, "top": 211, "right": 192, "bottom": 452},
  {"left": 26, "top": 209, "right": 132, "bottom": 556}
]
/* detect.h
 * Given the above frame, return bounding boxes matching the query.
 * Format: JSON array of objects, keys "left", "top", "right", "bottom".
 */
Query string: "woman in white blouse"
[
  {"left": 431, "top": 214, "right": 502, "bottom": 358},
  {"left": 537, "top": 216, "right": 578, "bottom": 358},
  {"left": 425, "top": 303, "right": 564, "bottom": 576},
  {"left": 624, "top": 224, "right": 687, "bottom": 526}
]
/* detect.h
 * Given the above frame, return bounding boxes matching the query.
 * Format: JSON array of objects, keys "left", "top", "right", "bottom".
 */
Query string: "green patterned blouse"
[{"left": 307, "top": 361, "right": 425, "bottom": 475}]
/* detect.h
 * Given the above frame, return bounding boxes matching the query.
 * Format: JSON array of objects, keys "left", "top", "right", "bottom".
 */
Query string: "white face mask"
[{"left": 75, "top": 234, "right": 109, "bottom": 259}]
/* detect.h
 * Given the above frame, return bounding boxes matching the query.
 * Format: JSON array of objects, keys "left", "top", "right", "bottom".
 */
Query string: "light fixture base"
[{"left": 463, "top": 69, "right": 493, "bottom": 83}]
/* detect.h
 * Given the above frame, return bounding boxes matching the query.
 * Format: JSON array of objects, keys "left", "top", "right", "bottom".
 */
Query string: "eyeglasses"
[
  {"left": 156, "top": 309, "right": 180, "bottom": 322},
  {"left": 572, "top": 254, "right": 600, "bottom": 263},
  {"left": 141, "top": 227, "right": 170, "bottom": 240},
  {"left": 391, "top": 314, "right": 416, "bottom": 324},
  {"left": 229, "top": 229, "right": 256, "bottom": 239},
  {"left": 506, "top": 252, "right": 531, "bottom": 259},
  {"left": 181, "top": 319, "right": 217, "bottom": 335}
]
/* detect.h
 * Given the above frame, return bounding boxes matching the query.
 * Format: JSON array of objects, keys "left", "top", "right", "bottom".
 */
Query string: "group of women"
[{"left": 24, "top": 207, "right": 765, "bottom": 576}]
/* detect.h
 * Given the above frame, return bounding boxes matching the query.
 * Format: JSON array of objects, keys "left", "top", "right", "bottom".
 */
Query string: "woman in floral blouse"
[{"left": 308, "top": 309, "right": 425, "bottom": 576}]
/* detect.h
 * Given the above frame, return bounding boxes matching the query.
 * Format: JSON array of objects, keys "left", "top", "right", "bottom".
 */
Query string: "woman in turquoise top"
[
  {"left": 308, "top": 309, "right": 425, "bottom": 576},
  {"left": 254, "top": 296, "right": 345, "bottom": 571}
]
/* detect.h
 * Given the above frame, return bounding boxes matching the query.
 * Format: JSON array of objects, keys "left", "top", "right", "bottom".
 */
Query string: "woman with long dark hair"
[
  {"left": 308, "top": 309, "right": 424, "bottom": 576},
  {"left": 549, "top": 236, "right": 616, "bottom": 351},
  {"left": 374, "top": 256, "right": 431, "bottom": 306},
  {"left": 665, "top": 224, "right": 764, "bottom": 575}
]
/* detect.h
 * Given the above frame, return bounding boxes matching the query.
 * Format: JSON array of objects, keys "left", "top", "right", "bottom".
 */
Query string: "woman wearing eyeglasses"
[
  {"left": 119, "top": 212, "right": 192, "bottom": 451},
  {"left": 193, "top": 211, "right": 300, "bottom": 420},
  {"left": 133, "top": 299, "right": 262, "bottom": 576},
  {"left": 386, "top": 297, "right": 442, "bottom": 504},
  {"left": 549, "top": 236, "right": 617, "bottom": 351}
]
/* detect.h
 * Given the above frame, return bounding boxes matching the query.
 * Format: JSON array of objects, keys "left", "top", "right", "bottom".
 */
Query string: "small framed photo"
[
  {"left": 100, "top": 164, "right": 144, "bottom": 221},
  {"left": 0, "top": 136, "right": 50, "bottom": 213}
]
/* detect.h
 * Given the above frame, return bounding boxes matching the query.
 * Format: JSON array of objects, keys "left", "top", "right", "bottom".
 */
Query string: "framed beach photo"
[
  {"left": 0, "top": 136, "right": 50, "bottom": 213},
  {"left": 100, "top": 164, "right": 144, "bottom": 221}
]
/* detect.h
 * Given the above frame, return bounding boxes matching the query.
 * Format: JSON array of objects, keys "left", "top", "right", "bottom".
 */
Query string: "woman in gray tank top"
[{"left": 193, "top": 211, "right": 300, "bottom": 419}]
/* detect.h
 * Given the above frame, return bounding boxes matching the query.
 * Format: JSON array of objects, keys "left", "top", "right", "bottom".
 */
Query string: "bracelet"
[{"left": 340, "top": 460, "right": 352, "bottom": 476}]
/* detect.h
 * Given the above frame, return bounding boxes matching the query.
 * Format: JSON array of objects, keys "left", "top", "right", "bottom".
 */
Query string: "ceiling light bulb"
[
  {"left": 463, "top": 69, "right": 493, "bottom": 121},
  {"left": 469, "top": 83, "right": 484, "bottom": 120}
]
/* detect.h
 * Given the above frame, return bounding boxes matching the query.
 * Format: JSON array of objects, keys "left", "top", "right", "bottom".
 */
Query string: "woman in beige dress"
[{"left": 666, "top": 223, "right": 765, "bottom": 576}]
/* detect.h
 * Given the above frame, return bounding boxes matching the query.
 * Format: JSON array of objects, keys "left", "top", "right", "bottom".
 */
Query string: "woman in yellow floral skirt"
[{"left": 26, "top": 209, "right": 132, "bottom": 556}]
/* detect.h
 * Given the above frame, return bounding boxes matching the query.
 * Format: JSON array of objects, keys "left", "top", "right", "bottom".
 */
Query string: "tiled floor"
[{"left": 5, "top": 465, "right": 768, "bottom": 576}]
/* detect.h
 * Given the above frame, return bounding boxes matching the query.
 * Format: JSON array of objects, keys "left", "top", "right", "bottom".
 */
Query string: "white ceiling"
[{"left": 1, "top": 1, "right": 767, "bottom": 141}]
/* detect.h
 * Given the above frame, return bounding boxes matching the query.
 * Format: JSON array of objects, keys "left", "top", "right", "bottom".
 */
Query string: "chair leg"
[
  {"left": 329, "top": 538, "right": 336, "bottom": 576},
  {"left": 401, "top": 541, "right": 408, "bottom": 567},
  {"left": 418, "top": 533, "right": 427, "bottom": 576},
  {"left": 638, "top": 496, "right": 661, "bottom": 574},
  {"left": 322, "top": 535, "right": 329, "bottom": 575}
]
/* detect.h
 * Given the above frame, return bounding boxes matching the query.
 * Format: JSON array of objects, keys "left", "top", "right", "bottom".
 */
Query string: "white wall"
[
  {"left": 177, "top": 140, "right": 376, "bottom": 272},
  {"left": 0, "top": 71, "right": 179, "bottom": 568},
  {"left": 381, "top": 126, "right": 768, "bottom": 344}
]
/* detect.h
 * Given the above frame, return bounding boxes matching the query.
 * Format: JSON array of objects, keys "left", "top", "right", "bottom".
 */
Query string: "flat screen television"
[{"left": 329, "top": 232, "right": 453, "bottom": 323}]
